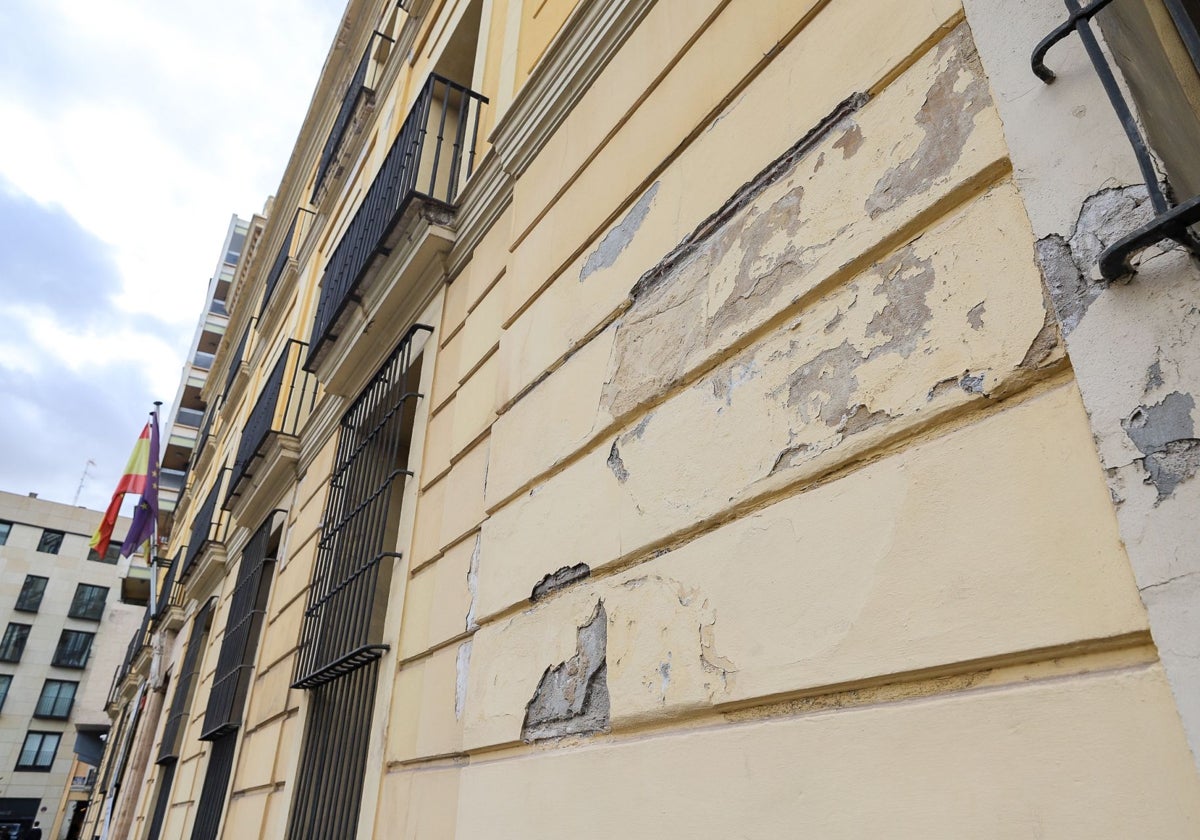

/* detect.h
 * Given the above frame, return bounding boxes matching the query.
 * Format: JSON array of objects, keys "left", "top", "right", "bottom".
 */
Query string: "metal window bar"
[
  {"left": 1033, "top": 0, "right": 1200, "bottom": 278},
  {"left": 143, "top": 761, "right": 176, "bottom": 840},
  {"left": 182, "top": 469, "right": 230, "bottom": 580},
  {"left": 155, "top": 552, "right": 181, "bottom": 620},
  {"left": 285, "top": 663, "right": 379, "bottom": 840},
  {"left": 312, "top": 31, "right": 395, "bottom": 200},
  {"left": 223, "top": 321, "right": 254, "bottom": 400},
  {"left": 98, "top": 706, "right": 129, "bottom": 794},
  {"left": 157, "top": 598, "right": 216, "bottom": 765},
  {"left": 224, "top": 340, "right": 319, "bottom": 507},
  {"left": 200, "top": 511, "right": 282, "bottom": 740},
  {"left": 306, "top": 75, "right": 487, "bottom": 368},
  {"left": 260, "top": 209, "right": 315, "bottom": 317},
  {"left": 189, "top": 733, "right": 237, "bottom": 840},
  {"left": 193, "top": 396, "right": 221, "bottom": 468},
  {"left": 293, "top": 323, "right": 430, "bottom": 689}
]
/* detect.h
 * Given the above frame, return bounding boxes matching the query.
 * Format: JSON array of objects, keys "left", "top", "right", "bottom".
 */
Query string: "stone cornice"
[{"left": 489, "top": 0, "right": 657, "bottom": 181}]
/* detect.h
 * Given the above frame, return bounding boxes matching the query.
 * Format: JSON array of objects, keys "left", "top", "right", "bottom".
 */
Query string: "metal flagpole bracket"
[{"left": 1032, "top": 0, "right": 1200, "bottom": 280}]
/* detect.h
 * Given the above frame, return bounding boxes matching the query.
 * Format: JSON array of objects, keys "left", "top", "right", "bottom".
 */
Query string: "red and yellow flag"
[{"left": 90, "top": 422, "right": 153, "bottom": 558}]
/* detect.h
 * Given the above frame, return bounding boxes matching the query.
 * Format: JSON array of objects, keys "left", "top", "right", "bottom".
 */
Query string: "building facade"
[
  {"left": 97, "top": 0, "right": 1200, "bottom": 837},
  {"left": 0, "top": 492, "right": 143, "bottom": 839}
]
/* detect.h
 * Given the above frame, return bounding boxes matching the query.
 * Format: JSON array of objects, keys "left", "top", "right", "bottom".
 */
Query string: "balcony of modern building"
[{"left": 222, "top": 339, "right": 319, "bottom": 525}]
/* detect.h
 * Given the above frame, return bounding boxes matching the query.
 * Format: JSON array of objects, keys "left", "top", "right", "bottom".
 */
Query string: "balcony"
[
  {"left": 180, "top": 470, "right": 230, "bottom": 585},
  {"left": 307, "top": 73, "right": 487, "bottom": 373},
  {"left": 222, "top": 321, "right": 254, "bottom": 402},
  {"left": 312, "top": 31, "right": 395, "bottom": 201},
  {"left": 259, "top": 208, "right": 315, "bottom": 322},
  {"left": 223, "top": 340, "right": 318, "bottom": 516},
  {"left": 176, "top": 407, "right": 204, "bottom": 428}
]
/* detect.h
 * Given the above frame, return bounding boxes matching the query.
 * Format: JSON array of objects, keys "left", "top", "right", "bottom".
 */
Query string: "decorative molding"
[
  {"left": 489, "top": 0, "right": 657, "bottom": 181},
  {"left": 445, "top": 149, "right": 512, "bottom": 279}
]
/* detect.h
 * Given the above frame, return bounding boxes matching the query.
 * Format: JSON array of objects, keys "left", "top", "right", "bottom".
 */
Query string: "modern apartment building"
[
  {"left": 159, "top": 217, "right": 252, "bottom": 540},
  {"left": 96, "top": 0, "right": 1200, "bottom": 838},
  {"left": 0, "top": 492, "right": 143, "bottom": 839}
]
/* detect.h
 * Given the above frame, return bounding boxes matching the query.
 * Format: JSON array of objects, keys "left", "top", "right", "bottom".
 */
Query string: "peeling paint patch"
[
  {"left": 784, "top": 340, "right": 863, "bottom": 427},
  {"left": 1122, "top": 392, "right": 1200, "bottom": 500},
  {"left": 531, "top": 563, "right": 592, "bottom": 602},
  {"left": 832, "top": 123, "right": 863, "bottom": 159},
  {"left": 1036, "top": 185, "right": 1154, "bottom": 335},
  {"left": 841, "top": 404, "right": 893, "bottom": 436},
  {"left": 465, "top": 534, "right": 481, "bottom": 631},
  {"left": 455, "top": 641, "right": 473, "bottom": 720},
  {"left": 522, "top": 601, "right": 609, "bottom": 742},
  {"left": 865, "top": 25, "right": 991, "bottom": 219},
  {"left": 864, "top": 248, "right": 935, "bottom": 359},
  {"left": 960, "top": 372, "right": 986, "bottom": 393},
  {"left": 607, "top": 441, "right": 630, "bottom": 483},
  {"left": 581, "top": 182, "right": 660, "bottom": 281},
  {"left": 1145, "top": 358, "right": 1164, "bottom": 394},
  {"left": 967, "top": 301, "right": 986, "bottom": 330}
]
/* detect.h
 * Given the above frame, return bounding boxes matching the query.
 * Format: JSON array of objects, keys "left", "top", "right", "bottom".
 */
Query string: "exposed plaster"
[
  {"left": 455, "top": 640, "right": 473, "bottom": 721},
  {"left": 522, "top": 600, "right": 610, "bottom": 742},
  {"left": 607, "top": 442, "right": 630, "bottom": 483},
  {"left": 581, "top": 182, "right": 660, "bottom": 281},
  {"left": 466, "top": 533, "right": 481, "bottom": 631},
  {"left": 531, "top": 563, "right": 592, "bottom": 602}
]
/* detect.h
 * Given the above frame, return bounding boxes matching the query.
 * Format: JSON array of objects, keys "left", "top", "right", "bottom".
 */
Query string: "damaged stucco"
[
  {"left": 521, "top": 601, "right": 610, "bottom": 742},
  {"left": 963, "top": 0, "right": 1200, "bottom": 769}
]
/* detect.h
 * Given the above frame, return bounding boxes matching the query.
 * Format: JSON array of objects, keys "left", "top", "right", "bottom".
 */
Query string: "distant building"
[
  {"left": 0, "top": 492, "right": 142, "bottom": 839},
  {"left": 158, "top": 216, "right": 252, "bottom": 541}
]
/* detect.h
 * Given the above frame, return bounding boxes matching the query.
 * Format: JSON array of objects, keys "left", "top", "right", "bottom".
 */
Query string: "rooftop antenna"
[{"left": 73, "top": 459, "right": 97, "bottom": 506}]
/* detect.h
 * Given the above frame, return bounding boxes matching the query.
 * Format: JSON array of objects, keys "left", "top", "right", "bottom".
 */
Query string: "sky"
[{"left": 0, "top": 0, "right": 345, "bottom": 513}]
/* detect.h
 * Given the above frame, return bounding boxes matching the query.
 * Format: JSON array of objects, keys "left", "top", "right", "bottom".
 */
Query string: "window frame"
[
  {"left": 0, "top": 521, "right": 11, "bottom": 545},
  {"left": 0, "top": 674, "right": 12, "bottom": 713},
  {"left": 15, "top": 730, "right": 61, "bottom": 771},
  {"left": 36, "top": 529, "right": 65, "bottom": 555},
  {"left": 34, "top": 679, "right": 78, "bottom": 720},
  {"left": 68, "top": 583, "right": 109, "bottom": 622},
  {"left": 52, "top": 629, "right": 95, "bottom": 669},
  {"left": 14, "top": 575, "right": 49, "bottom": 613},
  {"left": 0, "top": 623, "right": 32, "bottom": 664}
]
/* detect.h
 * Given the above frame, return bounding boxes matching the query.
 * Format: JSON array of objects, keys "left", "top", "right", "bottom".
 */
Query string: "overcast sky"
[{"left": 0, "top": 0, "right": 344, "bottom": 513}]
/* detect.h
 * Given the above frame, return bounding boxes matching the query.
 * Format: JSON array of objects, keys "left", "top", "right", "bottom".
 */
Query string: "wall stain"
[
  {"left": 864, "top": 247, "right": 935, "bottom": 359},
  {"left": 1122, "top": 391, "right": 1200, "bottom": 501},
  {"left": 865, "top": 24, "right": 991, "bottom": 219}
]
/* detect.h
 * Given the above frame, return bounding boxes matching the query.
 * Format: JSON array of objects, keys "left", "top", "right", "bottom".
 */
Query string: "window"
[
  {"left": 0, "top": 521, "right": 11, "bottom": 545},
  {"left": 68, "top": 584, "right": 109, "bottom": 621},
  {"left": 14, "top": 576, "right": 49, "bottom": 613},
  {"left": 88, "top": 539, "right": 123, "bottom": 564},
  {"left": 36, "top": 529, "right": 64, "bottom": 554},
  {"left": 52, "top": 630, "right": 94, "bottom": 669},
  {"left": 287, "top": 325, "right": 428, "bottom": 840},
  {"left": 0, "top": 624, "right": 31, "bottom": 663},
  {"left": 16, "top": 731, "right": 60, "bottom": 771},
  {"left": 34, "top": 680, "right": 77, "bottom": 719},
  {"left": 0, "top": 675, "right": 11, "bottom": 712}
]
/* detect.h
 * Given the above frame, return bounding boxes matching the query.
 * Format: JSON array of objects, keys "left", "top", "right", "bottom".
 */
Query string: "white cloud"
[{"left": 0, "top": 0, "right": 344, "bottom": 508}]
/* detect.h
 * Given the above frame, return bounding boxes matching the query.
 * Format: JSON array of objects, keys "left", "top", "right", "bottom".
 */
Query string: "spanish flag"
[{"left": 90, "top": 414, "right": 159, "bottom": 559}]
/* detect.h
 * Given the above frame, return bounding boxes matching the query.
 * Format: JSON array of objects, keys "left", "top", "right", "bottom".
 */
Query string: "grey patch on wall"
[
  {"left": 522, "top": 601, "right": 610, "bottom": 742},
  {"left": 1122, "top": 391, "right": 1200, "bottom": 500},
  {"left": 531, "top": 563, "right": 592, "bottom": 602},
  {"left": 865, "top": 23, "right": 991, "bottom": 219},
  {"left": 1035, "top": 185, "right": 1154, "bottom": 335},
  {"left": 581, "top": 182, "right": 661, "bottom": 281},
  {"left": 607, "top": 441, "right": 630, "bottom": 482}
]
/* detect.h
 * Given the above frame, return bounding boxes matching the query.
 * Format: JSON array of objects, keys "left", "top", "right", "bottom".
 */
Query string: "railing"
[
  {"left": 193, "top": 396, "right": 220, "bottom": 467},
  {"left": 307, "top": 74, "right": 487, "bottom": 367},
  {"left": 155, "top": 551, "right": 183, "bottom": 620},
  {"left": 223, "top": 322, "right": 254, "bottom": 400},
  {"left": 181, "top": 470, "right": 229, "bottom": 580},
  {"left": 312, "top": 31, "right": 394, "bottom": 200},
  {"left": 260, "top": 209, "right": 315, "bottom": 316},
  {"left": 224, "top": 340, "right": 318, "bottom": 506}
]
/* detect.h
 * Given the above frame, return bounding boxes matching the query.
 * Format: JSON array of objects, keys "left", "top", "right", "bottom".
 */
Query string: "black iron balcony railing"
[
  {"left": 181, "top": 470, "right": 229, "bottom": 580},
  {"left": 192, "top": 396, "right": 220, "bottom": 468},
  {"left": 154, "top": 551, "right": 182, "bottom": 620},
  {"left": 260, "top": 209, "right": 316, "bottom": 316},
  {"left": 307, "top": 74, "right": 487, "bottom": 368},
  {"left": 223, "top": 322, "right": 253, "bottom": 400},
  {"left": 313, "top": 31, "right": 395, "bottom": 200},
  {"left": 224, "top": 340, "right": 318, "bottom": 507}
]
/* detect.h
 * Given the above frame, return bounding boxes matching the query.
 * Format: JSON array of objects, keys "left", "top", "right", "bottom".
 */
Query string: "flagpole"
[{"left": 147, "top": 402, "right": 162, "bottom": 618}]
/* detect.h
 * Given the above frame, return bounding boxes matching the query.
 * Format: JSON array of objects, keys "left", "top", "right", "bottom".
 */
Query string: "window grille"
[
  {"left": 144, "top": 761, "right": 176, "bottom": 840},
  {"left": 201, "top": 511, "right": 282, "bottom": 740},
  {"left": 182, "top": 470, "right": 230, "bottom": 580},
  {"left": 157, "top": 598, "right": 216, "bottom": 764},
  {"left": 286, "top": 324, "right": 430, "bottom": 840},
  {"left": 14, "top": 576, "right": 48, "bottom": 613},
  {"left": 52, "top": 630, "right": 94, "bottom": 669},
  {"left": 189, "top": 734, "right": 237, "bottom": 840},
  {"left": 69, "top": 583, "right": 109, "bottom": 621}
]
